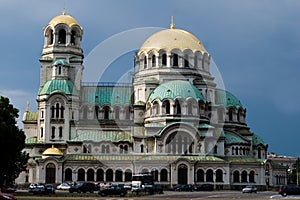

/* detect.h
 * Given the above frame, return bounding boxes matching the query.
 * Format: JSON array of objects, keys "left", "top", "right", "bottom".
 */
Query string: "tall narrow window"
[
  {"left": 104, "top": 106, "right": 110, "bottom": 120},
  {"left": 173, "top": 53, "right": 178, "bottom": 67},
  {"left": 229, "top": 109, "right": 233, "bottom": 121},
  {"left": 51, "top": 127, "right": 55, "bottom": 139},
  {"left": 152, "top": 55, "right": 156, "bottom": 67},
  {"left": 58, "top": 29, "right": 66, "bottom": 44},
  {"left": 51, "top": 106, "right": 55, "bottom": 118},
  {"left": 60, "top": 106, "right": 64, "bottom": 118},
  {"left": 59, "top": 127, "right": 63, "bottom": 138},
  {"left": 83, "top": 106, "right": 88, "bottom": 119},
  {"left": 55, "top": 103, "right": 59, "bottom": 118},
  {"left": 258, "top": 147, "right": 262, "bottom": 159},
  {"left": 187, "top": 102, "right": 193, "bottom": 115},
  {"left": 40, "top": 127, "right": 43, "bottom": 138},
  {"left": 49, "top": 29, "right": 54, "bottom": 45},
  {"left": 144, "top": 56, "right": 147, "bottom": 69},
  {"left": 58, "top": 66, "right": 61, "bottom": 75},
  {"left": 165, "top": 101, "right": 170, "bottom": 114},
  {"left": 162, "top": 53, "right": 167, "bottom": 66},
  {"left": 175, "top": 100, "right": 181, "bottom": 115},
  {"left": 141, "top": 144, "right": 144, "bottom": 153}
]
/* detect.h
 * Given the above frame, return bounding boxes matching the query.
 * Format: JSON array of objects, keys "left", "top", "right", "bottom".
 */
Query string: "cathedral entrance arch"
[
  {"left": 178, "top": 164, "right": 188, "bottom": 185},
  {"left": 46, "top": 163, "right": 56, "bottom": 184}
]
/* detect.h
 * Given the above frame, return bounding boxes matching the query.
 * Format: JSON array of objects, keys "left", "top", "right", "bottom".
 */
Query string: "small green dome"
[
  {"left": 38, "top": 80, "right": 78, "bottom": 95},
  {"left": 148, "top": 80, "right": 206, "bottom": 102},
  {"left": 53, "top": 59, "right": 70, "bottom": 66},
  {"left": 215, "top": 89, "right": 243, "bottom": 109}
]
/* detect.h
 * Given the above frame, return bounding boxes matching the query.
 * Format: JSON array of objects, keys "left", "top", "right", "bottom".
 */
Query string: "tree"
[{"left": 0, "top": 96, "right": 29, "bottom": 185}]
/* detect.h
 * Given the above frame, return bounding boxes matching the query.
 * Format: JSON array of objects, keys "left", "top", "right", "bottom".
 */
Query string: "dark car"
[
  {"left": 173, "top": 184, "right": 194, "bottom": 192},
  {"left": 32, "top": 184, "right": 55, "bottom": 195},
  {"left": 194, "top": 184, "right": 214, "bottom": 191},
  {"left": 98, "top": 185, "right": 127, "bottom": 197},
  {"left": 0, "top": 192, "right": 16, "bottom": 200},
  {"left": 279, "top": 185, "right": 300, "bottom": 196},
  {"left": 69, "top": 182, "right": 95, "bottom": 193},
  {"left": 153, "top": 184, "right": 163, "bottom": 194}
]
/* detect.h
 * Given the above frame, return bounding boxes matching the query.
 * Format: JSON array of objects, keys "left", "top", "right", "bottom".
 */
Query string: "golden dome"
[
  {"left": 42, "top": 145, "right": 63, "bottom": 157},
  {"left": 48, "top": 12, "right": 79, "bottom": 27},
  {"left": 138, "top": 28, "right": 207, "bottom": 55}
]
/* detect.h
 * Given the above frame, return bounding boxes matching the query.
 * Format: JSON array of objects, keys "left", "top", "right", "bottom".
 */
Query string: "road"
[{"left": 12, "top": 190, "right": 300, "bottom": 200}]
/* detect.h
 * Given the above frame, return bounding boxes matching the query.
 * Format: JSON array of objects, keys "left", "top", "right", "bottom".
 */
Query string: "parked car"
[
  {"left": 57, "top": 182, "right": 71, "bottom": 190},
  {"left": 194, "top": 184, "right": 214, "bottom": 191},
  {"left": 32, "top": 184, "right": 55, "bottom": 195},
  {"left": 98, "top": 185, "right": 127, "bottom": 197},
  {"left": 0, "top": 192, "right": 16, "bottom": 200},
  {"left": 69, "top": 182, "right": 95, "bottom": 193},
  {"left": 28, "top": 183, "right": 38, "bottom": 193},
  {"left": 279, "top": 185, "right": 300, "bottom": 196},
  {"left": 173, "top": 184, "right": 194, "bottom": 192},
  {"left": 242, "top": 185, "right": 257, "bottom": 193}
]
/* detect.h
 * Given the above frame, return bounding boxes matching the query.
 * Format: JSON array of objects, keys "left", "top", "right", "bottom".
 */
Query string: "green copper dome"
[
  {"left": 215, "top": 89, "right": 243, "bottom": 109},
  {"left": 148, "top": 80, "right": 206, "bottom": 102},
  {"left": 38, "top": 80, "right": 78, "bottom": 95}
]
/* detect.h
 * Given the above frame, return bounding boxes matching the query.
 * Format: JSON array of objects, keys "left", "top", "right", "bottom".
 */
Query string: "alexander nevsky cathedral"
[{"left": 16, "top": 12, "right": 288, "bottom": 189}]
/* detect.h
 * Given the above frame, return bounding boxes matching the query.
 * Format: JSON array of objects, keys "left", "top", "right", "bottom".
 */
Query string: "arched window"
[
  {"left": 106, "top": 169, "right": 113, "bottom": 182},
  {"left": 175, "top": 100, "right": 181, "bottom": 115},
  {"left": 206, "top": 169, "right": 214, "bottom": 182},
  {"left": 114, "top": 107, "right": 120, "bottom": 120},
  {"left": 144, "top": 56, "right": 147, "bottom": 69},
  {"left": 235, "top": 147, "right": 239, "bottom": 155},
  {"left": 51, "top": 106, "right": 55, "bottom": 118},
  {"left": 233, "top": 171, "right": 240, "bottom": 182},
  {"left": 196, "top": 169, "right": 204, "bottom": 182},
  {"left": 216, "top": 169, "right": 223, "bottom": 182},
  {"left": 161, "top": 169, "right": 168, "bottom": 182},
  {"left": 104, "top": 106, "right": 110, "bottom": 120},
  {"left": 258, "top": 147, "right": 262, "bottom": 159},
  {"left": 152, "top": 101, "right": 159, "bottom": 116},
  {"left": 162, "top": 53, "right": 167, "bottom": 66},
  {"left": 125, "top": 170, "right": 132, "bottom": 182},
  {"left": 163, "top": 100, "right": 170, "bottom": 114},
  {"left": 152, "top": 55, "right": 156, "bottom": 67},
  {"left": 97, "top": 169, "right": 104, "bottom": 181},
  {"left": 71, "top": 30, "right": 76, "bottom": 45},
  {"left": 151, "top": 169, "right": 159, "bottom": 181},
  {"left": 58, "top": 29, "right": 66, "bottom": 44},
  {"left": 249, "top": 171, "right": 255, "bottom": 183},
  {"left": 59, "top": 127, "right": 63, "bottom": 138},
  {"left": 115, "top": 169, "right": 123, "bottom": 182},
  {"left": 65, "top": 168, "right": 72, "bottom": 182},
  {"left": 49, "top": 29, "right": 54, "bottom": 45},
  {"left": 56, "top": 103, "right": 60, "bottom": 118},
  {"left": 87, "top": 169, "right": 94, "bottom": 181},
  {"left": 173, "top": 53, "right": 178, "bottom": 67},
  {"left": 241, "top": 171, "right": 248, "bottom": 182},
  {"left": 77, "top": 168, "right": 85, "bottom": 181}
]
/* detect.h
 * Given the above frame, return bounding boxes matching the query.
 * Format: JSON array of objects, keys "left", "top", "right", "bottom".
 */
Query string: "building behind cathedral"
[{"left": 16, "top": 12, "right": 288, "bottom": 189}]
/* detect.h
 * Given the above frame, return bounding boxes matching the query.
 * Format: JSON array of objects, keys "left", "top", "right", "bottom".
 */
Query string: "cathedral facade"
[{"left": 17, "top": 12, "right": 287, "bottom": 189}]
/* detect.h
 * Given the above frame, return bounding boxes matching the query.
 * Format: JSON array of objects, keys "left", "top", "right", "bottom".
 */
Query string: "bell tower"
[{"left": 36, "top": 11, "right": 83, "bottom": 144}]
